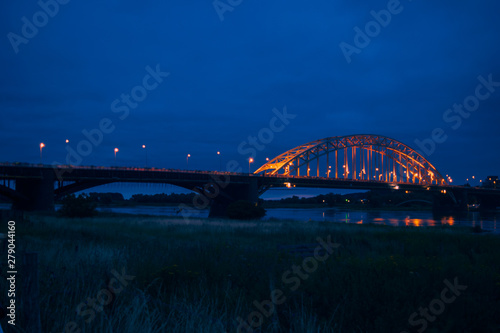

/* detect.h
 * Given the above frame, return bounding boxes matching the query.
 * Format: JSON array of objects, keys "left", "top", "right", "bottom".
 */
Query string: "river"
[
  {"left": 1, "top": 203, "right": 497, "bottom": 232},
  {"left": 92, "top": 205, "right": 499, "bottom": 232}
]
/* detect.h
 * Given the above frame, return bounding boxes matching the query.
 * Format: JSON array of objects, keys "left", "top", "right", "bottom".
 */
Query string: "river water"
[
  {"left": 98, "top": 205, "right": 498, "bottom": 233},
  {"left": 1, "top": 203, "right": 497, "bottom": 232}
]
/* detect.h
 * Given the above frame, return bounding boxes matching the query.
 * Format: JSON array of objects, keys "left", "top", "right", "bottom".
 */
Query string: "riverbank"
[
  {"left": 2, "top": 213, "right": 499, "bottom": 332},
  {"left": 261, "top": 202, "right": 433, "bottom": 211},
  {"left": 50, "top": 201, "right": 432, "bottom": 210}
]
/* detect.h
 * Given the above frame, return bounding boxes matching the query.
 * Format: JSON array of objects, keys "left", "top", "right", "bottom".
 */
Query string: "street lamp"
[
  {"left": 249, "top": 158, "right": 254, "bottom": 174},
  {"left": 65, "top": 139, "right": 70, "bottom": 165},
  {"left": 39, "top": 143, "right": 45, "bottom": 164},
  {"left": 187, "top": 154, "right": 191, "bottom": 170},
  {"left": 114, "top": 148, "right": 119, "bottom": 164},
  {"left": 217, "top": 151, "right": 221, "bottom": 171},
  {"left": 142, "top": 145, "right": 147, "bottom": 167}
]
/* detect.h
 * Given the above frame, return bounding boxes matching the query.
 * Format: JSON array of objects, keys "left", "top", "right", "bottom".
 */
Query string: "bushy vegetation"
[
  {"left": 130, "top": 192, "right": 195, "bottom": 204},
  {"left": 56, "top": 192, "right": 196, "bottom": 205},
  {"left": 58, "top": 193, "right": 97, "bottom": 217},
  {"left": 226, "top": 200, "right": 266, "bottom": 220},
  {"left": 88, "top": 192, "right": 125, "bottom": 204},
  {"left": 3, "top": 214, "right": 500, "bottom": 332},
  {"left": 54, "top": 190, "right": 446, "bottom": 210},
  {"left": 264, "top": 193, "right": 344, "bottom": 207},
  {"left": 264, "top": 190, "right": 438, "bottom": 209}
]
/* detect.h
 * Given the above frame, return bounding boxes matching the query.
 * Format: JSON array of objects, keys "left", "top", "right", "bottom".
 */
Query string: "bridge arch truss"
[{"left": 254, "top": 134, "right": 448, "bottom": 185}]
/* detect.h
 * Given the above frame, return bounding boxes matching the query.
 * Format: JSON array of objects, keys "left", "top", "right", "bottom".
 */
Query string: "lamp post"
[
  {"left": 249, "top": 158, "right": 254, "bottom": 174},
  {"left": 187, "top": 154, "right": 191, "bottom": 170},
  {"left": 65, "top": 139, "right": 70, "bottom": 165},
  {"left": 217, "top": 151, "right": 221, "bottom": 171},
  {"left": 114, "top": 148, "right": 119, "bottom": 164},
  {"left": 142, "top": 145, "right": 147, "bottom": 168},
  {"left": 39, "top": 143, "right": 45, "bottom": 164}
]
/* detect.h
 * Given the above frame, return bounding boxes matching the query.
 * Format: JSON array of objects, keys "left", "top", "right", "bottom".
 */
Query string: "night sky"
[{"left": 1, "top": 0, "right": 499, "bottom": 197}]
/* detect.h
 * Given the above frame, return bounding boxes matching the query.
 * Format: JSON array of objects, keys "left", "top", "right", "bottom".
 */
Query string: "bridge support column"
[
  {"left": 432, "top": 189, "right": 468, "bottom": 213},
  {"left": 208, "top": 179, "right": 259, "bottom": 218},
  {"left": 12, "top": 170, "right": 55, "bottom": 212}
]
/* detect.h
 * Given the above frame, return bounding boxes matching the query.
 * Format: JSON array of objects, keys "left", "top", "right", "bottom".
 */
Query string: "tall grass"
[{"left": 2, "top": 214, "right": 500, "bottom": 332}]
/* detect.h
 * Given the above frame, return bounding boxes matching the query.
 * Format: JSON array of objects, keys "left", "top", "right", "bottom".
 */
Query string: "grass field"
[{"left": 2, "top": 213, "right": 500, "bottom": 332}]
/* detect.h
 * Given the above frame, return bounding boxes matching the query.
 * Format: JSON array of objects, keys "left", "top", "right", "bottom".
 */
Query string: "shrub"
[
  {"left": 226, "top": 200, "right": 266, "bottom": 220},
  {"left": 58, "top": 193, "right": 97, "bottom": 217}
]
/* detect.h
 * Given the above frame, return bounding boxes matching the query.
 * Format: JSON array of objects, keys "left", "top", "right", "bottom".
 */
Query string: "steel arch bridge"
[{"left": 254, "top": 134, "right": 448, "bottom": 185}]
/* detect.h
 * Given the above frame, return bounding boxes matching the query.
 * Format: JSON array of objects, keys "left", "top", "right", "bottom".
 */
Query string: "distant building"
[{"left": 482, "top": 176, "right": 498, "bottom": 189}]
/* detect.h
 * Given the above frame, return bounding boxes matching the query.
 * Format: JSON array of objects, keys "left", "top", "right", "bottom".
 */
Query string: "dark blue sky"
[{"left": 1, "top": 0, "right": 499, "bottom": 193}]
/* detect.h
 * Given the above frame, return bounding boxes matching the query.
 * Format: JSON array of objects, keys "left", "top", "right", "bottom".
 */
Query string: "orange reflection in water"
[
  {"left": 440, "top": 216, "right": 455, "bottom": 226},
  {"left": 388, "top": 218, "right": 400, "bottom": 227},
  {"left": 447, "top": 216, "right": 455, "bottom": 226},
  {"left": 424, "top": 219, "right": 435, "bottom": 226},
  {"left": 404, "top": 216, "right": 411, "bottom": 226}
]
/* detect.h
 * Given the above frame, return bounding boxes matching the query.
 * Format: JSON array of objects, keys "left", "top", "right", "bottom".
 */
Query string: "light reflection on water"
[
  {"left": 263, "top": 208, "right": 499, "bottom": 232},
  {"left": 0, "top": 203, "right": 497, "bottom": 232}
]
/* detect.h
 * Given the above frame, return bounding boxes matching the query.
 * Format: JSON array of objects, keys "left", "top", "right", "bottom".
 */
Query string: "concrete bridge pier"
[
  {"left": 432, "top": 189, "right": 468, "bottom": 212},
  {"left": 453, "top": 189, "right": 469, "bottom": 211},
  {"left": 208, "top": 178, "right": 259, "bottom": 218},
  {"left": 12, "top": 170, "right": 55, "bottom": 212}
]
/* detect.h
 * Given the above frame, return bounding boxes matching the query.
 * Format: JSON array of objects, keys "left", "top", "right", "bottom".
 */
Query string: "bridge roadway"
[{"left": 0, "top": 163, "right": 499, "bottom": 214}]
